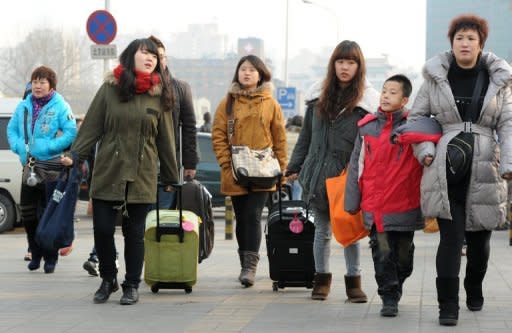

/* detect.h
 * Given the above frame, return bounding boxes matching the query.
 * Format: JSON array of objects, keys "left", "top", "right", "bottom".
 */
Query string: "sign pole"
[{"left": 104, "top": 0, "right": 111, "bottom": 75}]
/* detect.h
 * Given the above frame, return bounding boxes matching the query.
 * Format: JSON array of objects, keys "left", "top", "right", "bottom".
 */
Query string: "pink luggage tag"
[
  {"left": 289, "top": 214, "right": 303, "bottom": 234},
  {"left": 182, "top": 220, "right": 194, "bottom": 232}
]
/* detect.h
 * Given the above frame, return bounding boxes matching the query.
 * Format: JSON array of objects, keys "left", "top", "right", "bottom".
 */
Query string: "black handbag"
[
  {"left": 445, "top": 67, "right": 485, "bottom": 184},
  {"left": 21, "top": 107, "right": 64, "bottom": 186}
]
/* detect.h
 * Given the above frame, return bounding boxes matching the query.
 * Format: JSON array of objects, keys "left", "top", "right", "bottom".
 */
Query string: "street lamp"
[
  {"left": 283, "top": 0, "right": 339, "bottom": 87},
  {"left": 302, "top": 0, "right": 340, "bottom": 42},
  {"left": 284, "top": 0, "right": 290, "bottom": 87}
]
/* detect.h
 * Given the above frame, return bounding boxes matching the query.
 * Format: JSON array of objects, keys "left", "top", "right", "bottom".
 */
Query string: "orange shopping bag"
[{"left": 326, "top": 169, "right": 369, "bottom": 247}]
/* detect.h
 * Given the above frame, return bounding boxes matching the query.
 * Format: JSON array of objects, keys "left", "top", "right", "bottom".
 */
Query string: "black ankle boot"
[
  {"left": 43, "top": 253, "right": 58, "bottom": 274},
  {"left": 28, "top": 256, "right": 42, "bottom": 271},
  {"left": 93, "top": 279, "right": 119, "bottom": 304},
  {"left": 436, "top": 277, "right": 459, "bottom": 326},
  {"left": 27, "top": 250, "right": 42, "bottom": 271},
  {"left": 43, "top": 262, "right": 56, "bottom": 274},
  {"left": 120, "top": 283, "right": 139, "bottom": 305}
]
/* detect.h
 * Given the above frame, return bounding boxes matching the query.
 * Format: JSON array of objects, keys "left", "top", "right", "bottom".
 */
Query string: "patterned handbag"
[
  {"left": 227, "top": 111, "right": 280, "bottom": 188},
  {"left": 230, "top": 145, "right": 281, "bottom": 188}
]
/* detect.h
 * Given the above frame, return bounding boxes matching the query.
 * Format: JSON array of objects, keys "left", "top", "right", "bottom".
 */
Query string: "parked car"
[
  {"left": 195, "top": 132, "right": 224, "bottom": 207},
  {"left": 0, "top": 98, "right": 23, "bottom": 233}
]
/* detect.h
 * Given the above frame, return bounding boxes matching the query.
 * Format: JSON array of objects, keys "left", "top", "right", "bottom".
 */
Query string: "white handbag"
[
  {"left": 228, "top": 112, "right": 280, "bottom": 188},
  {"left": 231, "top": 145, "right": 281, "bottom": 188}
]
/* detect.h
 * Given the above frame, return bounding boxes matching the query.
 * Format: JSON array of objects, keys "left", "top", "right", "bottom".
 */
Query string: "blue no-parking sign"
[
  {"left": 86, "top": 10, "right": 117, "bottom": 45},
  {"left": 277, "top": 87, "right": 296, "bottom": 110}
]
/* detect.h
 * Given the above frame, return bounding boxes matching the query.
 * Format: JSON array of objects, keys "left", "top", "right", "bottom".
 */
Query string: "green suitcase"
[{"left": 144, "top": 209, "right": 199, "bottom": 293}]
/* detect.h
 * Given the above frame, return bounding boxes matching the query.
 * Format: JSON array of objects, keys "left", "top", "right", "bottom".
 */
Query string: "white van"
[{"left": 0, "top": 97, "right": 22, "bottom": 233}]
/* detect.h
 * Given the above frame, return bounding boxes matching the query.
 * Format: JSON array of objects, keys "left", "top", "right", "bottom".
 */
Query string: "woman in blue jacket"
[{"left": 7, "top": 66, "right": 77, "bottom": 274}]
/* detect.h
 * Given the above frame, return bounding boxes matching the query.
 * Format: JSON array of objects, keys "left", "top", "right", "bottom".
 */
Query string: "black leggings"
[
  {"left": 92, "top": 199, "right": 150, "bottom": 287},
  {"left": 436, "top": 197, "right": 491, "bottom": 278},
  {"left": 232, "top": 192, "right": 268, "bottom": 252}
]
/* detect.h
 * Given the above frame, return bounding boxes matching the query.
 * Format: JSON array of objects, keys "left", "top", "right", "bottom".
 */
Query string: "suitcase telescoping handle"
[
  {"left": 156, "top": 123, "right": 185, "bottom": 243},
  {"left": 278, "top": 173, "right": 309, "bottom": 223},
  {"left": 155, "top": 184, "right": 184, "bottom": 243}
]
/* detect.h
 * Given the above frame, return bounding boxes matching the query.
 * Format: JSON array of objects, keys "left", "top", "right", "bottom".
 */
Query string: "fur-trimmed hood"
[
  {"left": 228, "top": 81, "right": 274, "bottom": 98},
  {"left": 104, "top": 71, "right": 163, "bottom": 96},
  {"left": 304, "top": 78, "right": 380, "bottom": 113}
]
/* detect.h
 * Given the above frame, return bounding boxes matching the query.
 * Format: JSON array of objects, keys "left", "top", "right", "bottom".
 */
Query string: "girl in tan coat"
[{"left": 212, "top": 55, "right": 287, "bottom": 287}]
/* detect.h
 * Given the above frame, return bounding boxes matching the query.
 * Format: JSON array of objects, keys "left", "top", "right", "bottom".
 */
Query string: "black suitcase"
[
  {"left": 265, "top": 182, "right": 315, "bottom": 291},
  {"left": 178, "top": 177, "right": 214, "bottom": 263}
]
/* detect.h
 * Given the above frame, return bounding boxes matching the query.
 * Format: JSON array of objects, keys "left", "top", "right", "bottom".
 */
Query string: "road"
[{"left": 0, "top": 201, "right": 511, "bottom": 332}]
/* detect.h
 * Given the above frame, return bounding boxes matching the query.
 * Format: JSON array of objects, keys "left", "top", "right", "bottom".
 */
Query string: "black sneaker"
[
  {"left": 83, "top": 260, "right": 99, "bottom": 276},
  {"left": 380, "top": 299, "right": 398, "bottom": 317}
]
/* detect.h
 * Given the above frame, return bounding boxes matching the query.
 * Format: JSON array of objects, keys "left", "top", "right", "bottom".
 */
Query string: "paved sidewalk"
[{"left": 0, "top": 202, "right": 511, "bottom": 333}]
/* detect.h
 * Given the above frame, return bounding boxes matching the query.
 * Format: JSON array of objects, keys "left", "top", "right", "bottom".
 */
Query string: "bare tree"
[{"left": 0, "top": 28, "right": 101, "bottom": 113}]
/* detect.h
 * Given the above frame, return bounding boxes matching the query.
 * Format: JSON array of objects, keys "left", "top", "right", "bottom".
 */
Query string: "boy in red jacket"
[{"left": 345, "top": 74, "right": 440, "bottom": 317}]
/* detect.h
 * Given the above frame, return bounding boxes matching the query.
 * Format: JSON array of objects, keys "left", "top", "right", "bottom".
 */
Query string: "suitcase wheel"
[
  {"left": 185, "top": 286, "right": 192, "bottom": 294},
  {"left": 272, "top": 282, "right": 278, "bottom": 292},
  {"left": 151, "top": 285, "right": 159, "bottom": 293},
  {"left": 278, "top": 281, "right": 286, "bottom": 289}
]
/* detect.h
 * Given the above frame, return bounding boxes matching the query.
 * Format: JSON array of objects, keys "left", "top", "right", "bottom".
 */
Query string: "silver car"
[{"left": 0, "top": 98, "right": 22, "bottom": 233}]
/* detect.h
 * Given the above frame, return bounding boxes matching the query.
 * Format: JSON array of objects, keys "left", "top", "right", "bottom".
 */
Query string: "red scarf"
[{"left": 113, "top": 64, "right": 160, "bottom": 94}]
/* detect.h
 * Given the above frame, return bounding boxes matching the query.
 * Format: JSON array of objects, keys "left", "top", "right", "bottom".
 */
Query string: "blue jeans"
[
  {"left": 289, "top": 180, "right": 303, "bottom": 200},
  {"left": 312, "top": 208, "right": 361, "bottom": 276},
  {"left": 89, "top": 245, "right": 118, "bottom": 263},
  {"left": 152, "top": 186, "right": 176, "bottom": 210}
]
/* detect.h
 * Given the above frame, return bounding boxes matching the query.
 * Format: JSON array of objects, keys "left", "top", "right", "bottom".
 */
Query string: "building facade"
[{"left": 426, "top": 0, "right": 512, "bottom": 62}]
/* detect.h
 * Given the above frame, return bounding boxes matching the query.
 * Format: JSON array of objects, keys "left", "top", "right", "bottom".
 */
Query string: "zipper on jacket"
[
  {"left": 366, "top": 141, "right": 372, "bottom": 159},
  {"left": 139, "top": 136, "right": 146, "bottom": 161},
  {"left": 396, "top": 145, "right": 403, "bottom": 161}
]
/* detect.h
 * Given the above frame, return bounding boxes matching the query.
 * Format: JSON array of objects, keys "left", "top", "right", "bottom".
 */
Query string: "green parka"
[{"left": 71, "top": 73, "right": 178, "bottom": 203}]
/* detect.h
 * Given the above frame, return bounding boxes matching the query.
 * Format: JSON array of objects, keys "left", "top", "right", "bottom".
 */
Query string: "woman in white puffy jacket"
[{"left": 408, "top": 14, "right": 512, "bottom": 326}]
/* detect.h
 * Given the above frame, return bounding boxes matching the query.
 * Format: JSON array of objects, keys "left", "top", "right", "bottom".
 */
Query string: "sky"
[{"left": 1, "top": 0, "right": 427, "bottom": 75}]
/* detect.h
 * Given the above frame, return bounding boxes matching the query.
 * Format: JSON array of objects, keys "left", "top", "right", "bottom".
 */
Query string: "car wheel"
[{"left": 0, "top": 192, "right": 16, "bottom": 233}]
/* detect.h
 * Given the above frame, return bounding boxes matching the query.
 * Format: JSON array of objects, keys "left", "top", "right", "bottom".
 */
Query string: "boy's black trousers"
[{"left": 369, "top": 225, "right": 415, "bottom": 301}]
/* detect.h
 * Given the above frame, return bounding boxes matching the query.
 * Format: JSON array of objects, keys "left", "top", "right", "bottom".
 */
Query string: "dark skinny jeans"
[
  {"left": 92, "top": 199, "right": 150, "bottom": 287},
  {"left": 232, "top": 192, "right": 269, "bottom": 252},
  {"left": 20, "top": 181, "right": 58, "bottom": 263}
]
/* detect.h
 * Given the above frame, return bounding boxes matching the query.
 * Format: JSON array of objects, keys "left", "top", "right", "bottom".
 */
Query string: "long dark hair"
[
  {"left": 226, "top": 55, "right": 272, "bottom": 115},
  {"left": 117, "top": 38, "right": 173, "bottom": 112},
  {"left": 317, "top": 40, "right": 366, "bottom": 119}
]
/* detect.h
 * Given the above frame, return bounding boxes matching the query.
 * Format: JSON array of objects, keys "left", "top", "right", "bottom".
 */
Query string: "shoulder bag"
[
  {"left": 227, "top": 107, "right": 281, "bottom": 188},
  {"left": 445, "top": 67, "right": 486, "bottom": 184},
  {"left": 35, "top": 157, "right": 79, "bottom": 251},
  {"left": 21, "top": 107, "right": 64, "bottom": 186}
]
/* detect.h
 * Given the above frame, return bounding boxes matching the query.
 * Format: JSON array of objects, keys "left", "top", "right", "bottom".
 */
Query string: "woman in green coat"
[
  {"left": 62, "top": 38, "right": 178, "bottom": 305},
  {"left": 287, "top": 41, "right": 379, "bottom": 302}
]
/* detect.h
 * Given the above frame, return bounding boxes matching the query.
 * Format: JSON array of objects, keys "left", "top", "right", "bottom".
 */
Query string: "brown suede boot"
[
  {"left": 345, "top": 275, "right": 367, "bottom": 303},
  {"left": 240, "top": 251, "right": 259, "bottom": 287},
  {"left": 311, "top": 273, "right": 332, "bottom": 300}
]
